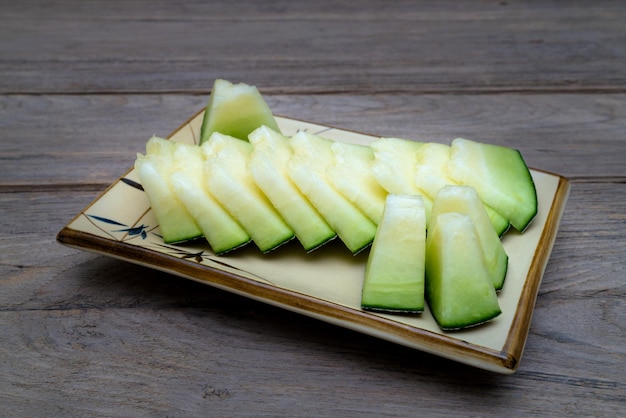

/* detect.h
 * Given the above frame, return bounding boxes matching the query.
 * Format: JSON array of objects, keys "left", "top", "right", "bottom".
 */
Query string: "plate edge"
[
  {"left": 501, "top": 173, "right": 571, "bottom": 369},
  {"left": 55, "top": 111, "right": 572, "bottom": 375},
  {"left": 57, "top": 225, "right": 520, "bottom": 374}
]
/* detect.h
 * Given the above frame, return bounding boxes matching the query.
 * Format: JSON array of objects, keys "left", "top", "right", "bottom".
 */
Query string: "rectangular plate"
[{"left": 57, "top": 109, "right": 570, "bottom": 374}]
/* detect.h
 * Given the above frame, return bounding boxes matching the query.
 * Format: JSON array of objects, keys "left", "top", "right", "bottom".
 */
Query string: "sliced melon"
[
  {"left": 287, "top": 131, "right": 377, "bottom": 254},
  {"left": 414, "top": 142, "right": 455, "bottom": 200},
  {"left": 134, "top": 137, "right": 203, "bottom": 244},
  {"left": 431, "top": 185, "right": 508, "bottom": 290},
  {"left": 414, "top": 142, "right": 510, "bottom": 236},
  {"left": 328, "top": 141, "right": 388, "bottom": 225},
  {"left": 448, "top": 138, "right": 537, "bottom": 232},
  {"left": 248, "top": 126, "right": 336, "bottom": 252},
  {"left": 370, "top": 137, "right": 433, "bottom": 223},
  {"left": 425, "top": 212, "right": 502, "bottom": 330},
  {"left": 201, "top": 132, "right": 294, "bottom": 253},
  {"left": 145, "top": 134, "right": 177, "bottom": 155},
  {"left": 361, "top": 194, "right": 426, "bottom": 313},
  {"left": 169, "top": 143, "right": 251, "bottom": 255},
  {"left": 199, "top": 79, "right": 280, "bottom": 144}
]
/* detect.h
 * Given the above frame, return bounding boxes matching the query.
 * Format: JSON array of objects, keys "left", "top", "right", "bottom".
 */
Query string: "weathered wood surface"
[
  {"left": 2, "top": 93, "right": 625, "bottom": 187},
  {"left": 1, "top": 185, "right": 624, "bottom": 415},
  {"left": 2, "top": 1, "right": 625, "bottom": 94},
  {"left": 1, "top": 1, "right": 625, "bottom": 416}
]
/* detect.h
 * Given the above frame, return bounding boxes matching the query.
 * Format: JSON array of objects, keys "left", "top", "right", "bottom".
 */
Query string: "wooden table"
[{"left": 2, "top": 1, "right": 624, "bottom": 416}]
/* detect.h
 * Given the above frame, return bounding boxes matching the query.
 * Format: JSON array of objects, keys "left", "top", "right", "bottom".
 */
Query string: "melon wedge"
[
  {"left": 287, "top": 131, "right": 377, "bottom": 254},
  {"left": 425, "top": 212, "right": 502, "bottom": 330},
  {"left": 201, "top": 132, "right": 294, "bottom": 253},
  {"left": 248, "top": 126, "right": 336, "bottom": 252},
  {"left": 199, "top": 79, "right": 280, "bottom": 144},
  {"left": 361, "top": 194, "right": 426, "bottom": 313}
]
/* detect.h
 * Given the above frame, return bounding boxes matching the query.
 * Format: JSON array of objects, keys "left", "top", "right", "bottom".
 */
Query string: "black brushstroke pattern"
[{"left": 121, "top": 177, "right": 144, "bottom": 191}]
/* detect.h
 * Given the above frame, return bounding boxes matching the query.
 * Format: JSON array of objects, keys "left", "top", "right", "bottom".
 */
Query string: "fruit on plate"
[
  {"left": 414, "top": 142, "right": 510, "bottom": 236},
  {"left": 430, "top": 185, "right": 508, "bottom": 290},
  {"left": 134, "top": 136, "right": 203, "bottom": 244},
  {"left": 132, "top": 77, "right": 539, "bottom": 329},
  {"left": 199, "top": 79, "right": 281, "bottom": 144},
  {"left": 370, "top": 137, "right": 434, "bottom": 223},
  {"left": 361, "top": 194, "right": 426, "bottom": 313},
  {"left": 448, "top": 137, "right": 537, "bottom": 232},
  {"left": 327, "top": 141, "right": 388, "bottom": 225},
  {"left": 169, "top": 142, "right": 251, "bottom": 255},
  {"left": 202, "top": 132, "right": 294, "bottom": 253},
  {"left": 414, "top": 142, "right": 455, "bottom": 199},
  {"left": 287, "top": 131, "right": 377, "bottom": 254},
  {"left": 425, "top": 211, "right": 502, "bottom": 330},
  {"left": 248, "top": 126, "right": 336, "bottom": 252}
]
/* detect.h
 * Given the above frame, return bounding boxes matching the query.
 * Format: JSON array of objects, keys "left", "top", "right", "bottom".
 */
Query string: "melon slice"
[
  {"left": 431, "top": 185, "right": 508, "bottom": 290},
  {"left": 425, "top": 212, "right": 502, "bottom": 330},
  {"left": 448, "top": 138, "right": 537, "bottom": 232},
  {"left": 199, "top": 79, "right": 280, "bottom": 144},
  {"left": 287, "top": 131, "right": 377, "bottom": 254},
  {"left": 201, "top": 132, "right": 294, "bottom": 253},
  {"left": 414, "top": 142, "right": 510, "bottom": 236},
  {"left": 134, "top": 136, "right": 202, "bottom": 244},
  {"left": 248, "top": 126, "right": 336, "bottom": 252},
  {"left": 361, "top": 194, "right": 426, "bottom": 313},
  {"left": 370, "top": 137, "right": 433, "bottom": 223},
  {"left": 169, "top": 143, "right": 251, "bottom": 255},
  {"left": 328, "top": 141, "right": 388, "bottom": 225}
]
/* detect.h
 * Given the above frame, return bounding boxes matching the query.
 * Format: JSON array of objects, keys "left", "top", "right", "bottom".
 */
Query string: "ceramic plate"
[{"left": 57, "top": 109, "right": 570, "bottom": 374}]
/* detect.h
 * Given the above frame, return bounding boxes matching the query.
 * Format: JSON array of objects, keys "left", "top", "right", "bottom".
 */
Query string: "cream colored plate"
[{"left": 57, "top": 110, "right": 570, "bottom": 374}]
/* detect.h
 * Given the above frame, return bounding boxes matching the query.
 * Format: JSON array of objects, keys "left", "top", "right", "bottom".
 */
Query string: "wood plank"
[
  {"left": 1, "top": 93, "right": 625, "bottom": 187},
  {"left": 2, "top": 0, "right": 624, "bottom": 415},
  {"left": 0, "top": 94, "right": 203, "bottom": 188},
  {"left": 2, "top": 1, "right": 625, "bottom": 94},
  {"left": 0, "top": 306, "right": 622, "bottom": 416},
  {"left": 1, "top": 183, "right": 624, "bottom": 415}
]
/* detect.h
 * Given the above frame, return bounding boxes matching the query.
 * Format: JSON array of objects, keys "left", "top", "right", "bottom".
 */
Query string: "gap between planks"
[{"left": 3, "top": 86, "right": 626, "bottom": 96}]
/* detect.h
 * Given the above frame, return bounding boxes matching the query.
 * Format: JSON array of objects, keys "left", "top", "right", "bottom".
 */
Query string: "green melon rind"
[
  {"left": 199, "top": 79, "right": 281, "bottom": 144},
  {"left": 134, "top": 136, "right": 203, "bottom": 244},
  {"left": 431, "top": 185, "right": 508, "bottom": 291},
  {"left": 414, "top": 142, "right": 510, "bottom": 237},
  {"left": 287, "top": 131, "right": 377, "bottom": 254},
  {"left": 169, "top": 143, "right": 251, "bottom": 255},
  {"left": 448, "top": 138, "right": 537, "bottom": 232},
  {"left": 425, "top": 212, "right": 502, "bottom": 330},
  {"left": 361, "top": 194, "right": 426, "bottom": 313},
  {"left": 248, "top": 126, "right": 336, "bottom": 252},
  {"left": 202, "top": 132, "right": 294, "bottom": 253}
]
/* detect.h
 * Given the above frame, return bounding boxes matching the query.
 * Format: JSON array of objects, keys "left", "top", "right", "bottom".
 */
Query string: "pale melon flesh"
[
  {"left": 425, "top": 212, "right": 502, "bottom": 330},
  {"left": 361, "top": 194, "right": 426, "bottom": 313},
  {"left": 414, "top": 142, "right": 510, "bottom": 237},
  {"left": 287, "top": 131, "right": 377, "bottom": 254},
  {"left": 370, "top": 137, "right": 433, "bottom": 223},
  {"left": 448, "top": 138, "right": 537, "bottom": 232},
  {"left": 135, "top": 136, "right": 203, "bottom": 244},
  {"left": 248, "top": 126, "right": 336, "bottom": 252},
  {"left": 328, "top": 141, "right": 388, "bottom": 225},
  {"left": 169, "top": 143, "right": 251, "bottom": 255},
  {"left": 199, "top": 79, "right": 280, "bottom": 144},
  {"left": 430, "top": 185, "right": 508, "bottom": 291},
  {"left": 202, "top": 132, "right": 294, "bottom": 253}
]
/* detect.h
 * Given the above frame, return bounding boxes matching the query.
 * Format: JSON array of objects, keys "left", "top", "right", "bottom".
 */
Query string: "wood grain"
[
  {"left": 1, "top": 0, "right": 625, "bottom": 416},
  {"left": 1, "top": 186, "right": 624, "bottom": 416},
  {"left": 1, "top": 93, "right": 625, "bottom": 187},
  {"left": 1, "top": 1, "right": 625, "bottom": 94}
]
